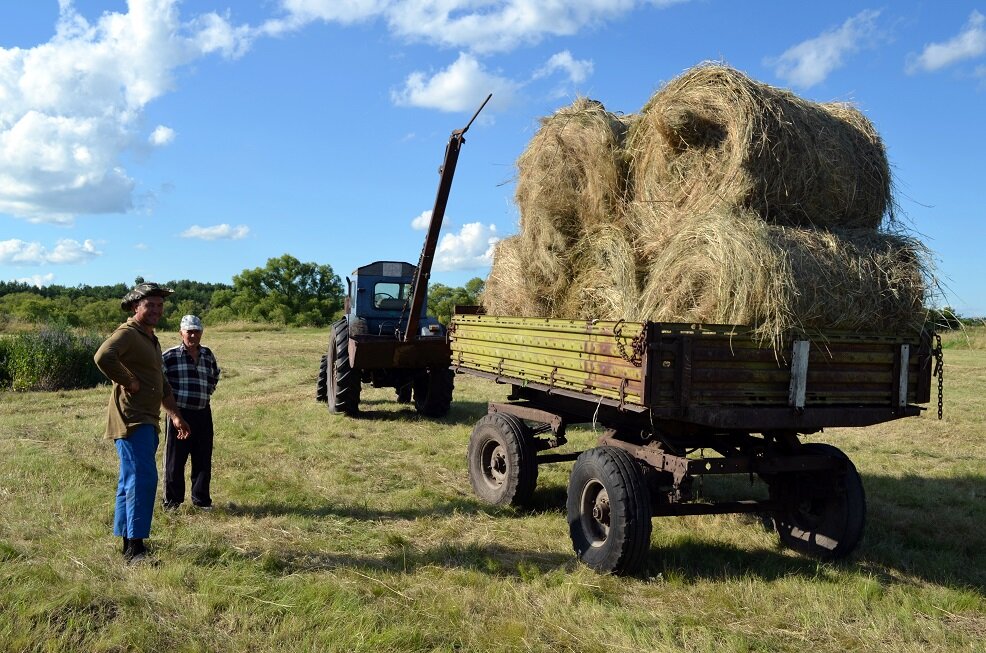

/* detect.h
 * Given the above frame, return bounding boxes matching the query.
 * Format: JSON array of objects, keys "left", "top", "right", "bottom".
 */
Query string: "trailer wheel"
[
  {"left": 771, "top": 443, "right": 865, "bottom": 560},
  {"left": 412, "top": 367, "right": 454, "bottom": 417},
  {"left": 567, "top": 447, "right": 652, "bottom": 575},
  {"left": 327, "top": 319, "right": 360, "bottom": 415},
  {"left": 316, "top": 355, "right": 328, "bottom": 402},
  {"left": 467, "top": 413, "right": 537, "bottom": 507}
]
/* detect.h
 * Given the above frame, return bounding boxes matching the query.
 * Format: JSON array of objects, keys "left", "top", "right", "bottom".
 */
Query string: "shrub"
[{"left": 1, "top": 325, "right": 106, "bottom": 391}]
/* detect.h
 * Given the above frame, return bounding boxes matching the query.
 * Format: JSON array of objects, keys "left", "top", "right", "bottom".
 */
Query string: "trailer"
[{"left": 448, "top": 311, "right": 941, "bottom": 574}]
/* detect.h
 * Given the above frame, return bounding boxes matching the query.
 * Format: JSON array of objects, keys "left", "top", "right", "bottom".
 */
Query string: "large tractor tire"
[
  {"left": 327, "top": 319, "right": 360, "bottom": 415},
  {"left": 567, "top": 446, "right": 652, "bottom": 575},
  {"left": 412, "top": 366, "right": 454, "bottom": 417},
  {"left": 770, "top": 443, "right": 866, "bottom": 560},
  {"left": 467, "top": 413, "right": 538, "bottom": 507},
  {"left": 316, "top": 354, "right": 328, "bottom": 402}
]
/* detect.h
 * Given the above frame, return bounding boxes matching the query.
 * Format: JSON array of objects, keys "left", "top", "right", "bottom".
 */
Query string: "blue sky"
[{"left": 1, "top": 1, "right": 984, "bottom": 316}]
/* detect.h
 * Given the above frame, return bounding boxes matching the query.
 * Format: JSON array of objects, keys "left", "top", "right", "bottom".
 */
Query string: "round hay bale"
[
  {"left": 638, "top": 208, "right": 927, "bottom": 344},
  {"left": 558, "top": 225, "right": 643, "bottom": 321},
  {"left": 480, "top": 236, "right": 551, "bottom": 317},
  {"left": 516, "top": 98, "right": 632, "bottom": 256},
  {"left": 627, "top": 63, "right": 892, "bottom": 229}
]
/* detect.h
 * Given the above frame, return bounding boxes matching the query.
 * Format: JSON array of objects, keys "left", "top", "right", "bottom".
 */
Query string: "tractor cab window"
[{"left": 373, "top": 282, "right": 411, "bottom": 311}]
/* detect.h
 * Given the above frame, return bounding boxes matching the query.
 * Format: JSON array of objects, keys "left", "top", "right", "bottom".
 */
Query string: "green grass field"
[{"left": 1, "top": 326, "right": 983, "bottom": 652}]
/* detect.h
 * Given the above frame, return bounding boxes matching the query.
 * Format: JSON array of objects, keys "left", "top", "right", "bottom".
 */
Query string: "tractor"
[{"left": 316, "top": 94, "right": 491, "bottom": 417}]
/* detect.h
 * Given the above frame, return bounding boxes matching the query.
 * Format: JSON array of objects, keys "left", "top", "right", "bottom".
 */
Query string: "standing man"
[
  {"left": 94, "top": 282, "right": 190, "bottom": 562},
  {"left": 161, "top": 315, "right": 221, "bottom": 510}
]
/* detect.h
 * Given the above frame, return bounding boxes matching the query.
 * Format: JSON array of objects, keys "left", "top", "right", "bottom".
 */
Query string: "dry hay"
[
  {"left": 481, "top": 227, "right": 643, "bottom": 321},
  {"left": 627, "top": 63, "right": 893, "bottom": 229},
  {"left": 638, "top": 208, "right": 928, "bottom": 344},
  {"left": 558, "top": 225, "right": 643, "bottom": 321},
  {"left": 480, "top": 236, "right": 549, "bottom": 317},
  {"left": 515, "top": 98, "right": 632, "bottom": 258}
]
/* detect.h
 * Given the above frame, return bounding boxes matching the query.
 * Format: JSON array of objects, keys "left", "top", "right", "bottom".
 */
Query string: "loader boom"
[{"left": 403, "top": 93, "right": 492, "bottom": 343}]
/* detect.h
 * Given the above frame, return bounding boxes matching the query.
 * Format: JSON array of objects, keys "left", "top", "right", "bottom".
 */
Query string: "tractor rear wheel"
[
  {"left": 316, "top": 355, "right": 328, "bottom": 402},
  {"left": 412, "top": 366, "right": 453, "bottom": 417},
  {"left": 567, "top": 446, "right": 652, "bottom": 575},
  {"left": 327, "top": 319, "right": 360, "bottom": 415}
]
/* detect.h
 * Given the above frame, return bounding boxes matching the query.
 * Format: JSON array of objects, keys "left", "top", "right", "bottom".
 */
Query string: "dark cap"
[{"left": 121, "top": 282, "right": 174, "bottom": 310}]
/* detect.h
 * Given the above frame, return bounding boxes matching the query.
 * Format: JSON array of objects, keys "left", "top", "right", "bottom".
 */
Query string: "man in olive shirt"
[{"left": 94, "top": 282, "right": 190, "bottom": 561}]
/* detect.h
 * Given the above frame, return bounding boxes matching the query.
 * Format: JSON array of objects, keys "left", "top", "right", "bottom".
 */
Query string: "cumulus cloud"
[
  {"left": 434, "top": 222, "right": 498, "bottom": 271},
  {"left": 266, "top": 1, "right": 684, "bottom": 54},
  {"left": 149, "top": 125, "right": 176, "bottom": 146},
  {"left": 16, "top": 273, "right": 56, "bottom": 287},
  {"left": 0, "top": 238, "right": 102, "bottom": 265},
  {"left": 180, "top": 224, "right": 250, "bottom": 240},
  {"left": 0, "top": 0, "right": 255, "bottom": 224},
  {"left": 411, "top": 210, "right": 432, "bottom": 230},
  {"left": 766, "top": 10, "right": 884, "bottom": 88},
  {"left": 907, "top": 11, "right": 986, "bottom": 73},
  {"left": 534, "top": 51, "right": 593, "bottom": 84},
  {"left": 391, "top": 52, "right": 518, "bottom": 112}
]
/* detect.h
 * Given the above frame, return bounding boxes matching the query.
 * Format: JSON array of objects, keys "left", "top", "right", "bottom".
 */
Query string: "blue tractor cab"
[{"left": 346, "top": 261, "right": 445, "bottom": 339}]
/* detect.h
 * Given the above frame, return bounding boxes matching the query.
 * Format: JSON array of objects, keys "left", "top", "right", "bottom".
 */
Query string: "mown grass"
[{"left": 0, "top": 327, "right": 983, "bottom": 652}]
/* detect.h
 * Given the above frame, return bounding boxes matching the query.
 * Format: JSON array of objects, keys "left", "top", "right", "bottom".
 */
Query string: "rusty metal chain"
[
  {"left": 613, "top": 319, "right": 645, "bottom": 368},
  {"left": 933, "top": 332, "right": 944, "bottom": 420}
]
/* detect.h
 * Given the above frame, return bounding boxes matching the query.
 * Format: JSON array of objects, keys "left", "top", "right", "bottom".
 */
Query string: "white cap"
[{"left": 180, "top": 314, "right": 203, "bottom": 331}]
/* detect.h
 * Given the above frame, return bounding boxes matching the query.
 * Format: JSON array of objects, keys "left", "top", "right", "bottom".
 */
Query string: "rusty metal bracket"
[{"left": 489, "top": 402, "right": 567, "bottom": 439}]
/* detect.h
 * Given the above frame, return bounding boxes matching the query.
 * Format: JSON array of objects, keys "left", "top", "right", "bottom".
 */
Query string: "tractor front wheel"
[{"left": 412, "top": 366, "right": 453, "bottom": 417}]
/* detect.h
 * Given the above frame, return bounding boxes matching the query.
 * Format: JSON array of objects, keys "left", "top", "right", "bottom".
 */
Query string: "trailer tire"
[
  {"left": 467, "top": 413, "right": 537, "bottom": 507},
  {"left": 567, "top": 447, "right": 652, "bottom": 575},
  {"left": 771, "top": 443, "right": 865, "bottom": 560},
  {"left": 413, "top": 367, "right": 454, "bottom": 417},
  {"left": 316, "top": 355, "right": 328, "bottom": 402},
  {"left": 328, "top": 319, "right": 360, "bottom": 415}
]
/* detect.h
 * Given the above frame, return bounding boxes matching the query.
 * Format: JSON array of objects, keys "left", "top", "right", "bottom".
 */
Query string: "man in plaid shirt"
[{"left": 161, "top": 314, "right": 221, "bottom": 509}]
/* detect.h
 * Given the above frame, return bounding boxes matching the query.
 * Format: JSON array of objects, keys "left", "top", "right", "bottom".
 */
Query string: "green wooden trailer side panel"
[{"left": 449, "top": 314, "right": 931, "bottom": 410}]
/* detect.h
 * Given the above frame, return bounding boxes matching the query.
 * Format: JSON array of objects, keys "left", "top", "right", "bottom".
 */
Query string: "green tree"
[
  {"left": 225, "top": 254, "right": 344, "bottom": 326},
  {"left": 428, "top": 277, "right": 485, "bottom": 324}
]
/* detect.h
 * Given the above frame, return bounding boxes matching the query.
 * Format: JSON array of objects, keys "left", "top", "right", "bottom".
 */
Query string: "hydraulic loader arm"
[{"left": 403, "top": 93, "right": 492, "bottom": 343}]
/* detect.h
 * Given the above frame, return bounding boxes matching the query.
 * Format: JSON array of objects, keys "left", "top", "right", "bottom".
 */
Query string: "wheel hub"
[
  {"left": 580, "top": 480, "right": 610, "bottom": 546},
  {"left": 483, "top": 443, "right": 508, "bottom": 486}
]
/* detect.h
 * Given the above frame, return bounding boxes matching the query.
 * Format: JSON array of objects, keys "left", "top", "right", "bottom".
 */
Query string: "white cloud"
[
  {"left": 267, "top": 1, "right": 683, "bottom": 54},
  {"left": 534, "top": 51, "right": 593, "bottom": 84},
  {"left": 134, "top": 242, "right": 149, "bottom": 250},
  {"left": 16, "top": 273, "right": 56, "bottom": 287},
  {"left": 149, "top": 125, "right": 176, "bottom": 146},
  {"left": 180, "top": 224, "right": 250, "bottom": 240},
  {"left": 907, "top": 11, "right": 986, "bottom": 73},
  {"left": 391, "top": 52, "right": 519, "bottom": 112},
  {"left": 435, "top": 222, "right": 499, "bottom": 271},
  {"left": 766, "top": 10, "right": 883, "bottom": 88},
  {"left": 411, "top": 210, "right": 432, "bottom": 230},
  {"left": 0, "top": 238, "right": 102, "bottom": 265},
  {"left": 0, "top": 0, "right": 256, "bottom": 224}
]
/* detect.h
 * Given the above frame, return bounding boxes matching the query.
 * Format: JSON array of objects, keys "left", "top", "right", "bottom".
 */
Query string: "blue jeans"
[{"left": 113, "top": 424, "right": 159, "bottom": 539}]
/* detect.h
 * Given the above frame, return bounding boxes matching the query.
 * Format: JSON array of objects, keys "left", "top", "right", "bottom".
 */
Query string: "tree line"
[{"left": 0, "top": 254, "right": 484, "bottom": 332}]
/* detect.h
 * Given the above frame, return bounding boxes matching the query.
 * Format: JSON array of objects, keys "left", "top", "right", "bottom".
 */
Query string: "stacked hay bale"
[{"left": 483, "top": 63, "right": 928, "bottom": 343}]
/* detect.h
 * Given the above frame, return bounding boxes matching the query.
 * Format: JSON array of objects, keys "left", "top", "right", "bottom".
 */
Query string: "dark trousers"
[{"left": 163, "top": 405, "right": 214, "bottom": 507}]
